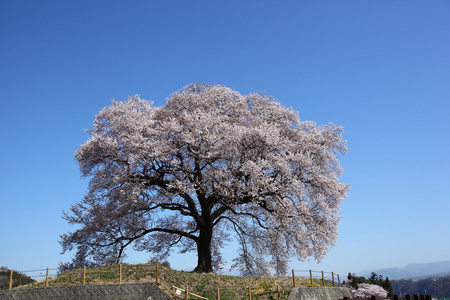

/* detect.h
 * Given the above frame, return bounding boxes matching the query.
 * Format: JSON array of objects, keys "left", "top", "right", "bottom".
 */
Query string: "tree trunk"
[
  {"left": 193, "top": 224, "right": 213, "bottom": 273},
  {"left": 194, "top": 237, "right": 213, "bottom": 272}
]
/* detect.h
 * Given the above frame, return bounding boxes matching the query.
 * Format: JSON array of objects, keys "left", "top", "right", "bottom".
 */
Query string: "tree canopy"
[{"left": 61, "top": 83, "right": 349, "bottom": 275}]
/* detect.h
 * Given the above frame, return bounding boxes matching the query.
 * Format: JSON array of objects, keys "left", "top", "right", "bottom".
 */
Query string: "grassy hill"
[{"left": 14, "top": 263, "right": 327, "bottom": 299}]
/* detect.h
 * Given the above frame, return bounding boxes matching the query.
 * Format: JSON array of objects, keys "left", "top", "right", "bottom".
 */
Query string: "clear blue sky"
[{"left": 1, "top": 0, "right": 449, "bottom": 279}]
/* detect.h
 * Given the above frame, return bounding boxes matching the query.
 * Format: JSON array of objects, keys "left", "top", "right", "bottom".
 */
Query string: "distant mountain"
[
  {"left": 391, "top": 275, "right": 450, "bottom": 298},
  {"left": 357, "top": 261, "right": 450, "bottom": 280},
  {"left": 409, "top": 272, "right": 450, "bottom": 281}
]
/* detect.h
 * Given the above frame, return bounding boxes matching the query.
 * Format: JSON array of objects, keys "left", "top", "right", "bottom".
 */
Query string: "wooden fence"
[
  {"left": 7, "top": 266, "right": 340, "bottom": 290},
  {"left": 5, "top": 264, "right": 159, "bottom": 289},
  {"left": 291, "top": 269, "right": 341, "bottom": 287}
]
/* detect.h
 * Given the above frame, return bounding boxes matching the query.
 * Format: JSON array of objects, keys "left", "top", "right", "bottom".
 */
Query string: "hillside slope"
[{"left": 13, "top": 264, "right": 328, "bottom": 299}]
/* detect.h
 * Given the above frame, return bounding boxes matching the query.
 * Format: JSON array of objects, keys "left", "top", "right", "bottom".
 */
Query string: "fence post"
[
  {"left": 9, "top": 270, "right": 13, "bottom": 290},
  {"left": 217, "top": 287, "right": 220, "bottom": 300},
  {"left": 332, "top": 272, "right": 335, "bottom": 286},
  {"left": 277, "top": 284, "right": 280, "bottom": 300},
  {"left": 292, "top": 269, "right": 296, "bottom": 287},
  {"left": 83, "top": 266, "right": 86, "bottom": 285},
  {"left": 156, "top": 263, "right": 159, "bottom": 286},
  {"left": 309, "top": 269, "right": 313, "bottom": 286},
  {"left": 119, "top": 264, "right": 122, "bottom": 284},
  {"left": 45, "top": 268, "right": 49, "bottom": 287},
  {"left": 248, "top": 287, "right": 252, "bottom": 300},
  {"left": 337, "top": 274, "right": 340, "bottom": 287},
  {"left": 321, "top": 271, "right": 325, "bottom": 286},
  {"left": 185, "top": 285, "right": 188, "bottom": 300}
]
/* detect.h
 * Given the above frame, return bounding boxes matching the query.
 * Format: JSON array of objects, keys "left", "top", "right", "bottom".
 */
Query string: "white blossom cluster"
[
  {"left": 61, "top": 83, "right": 348, "bottom": 274},
  {"left": 348, "top": 283, "right": 389, "bottom": 298}
]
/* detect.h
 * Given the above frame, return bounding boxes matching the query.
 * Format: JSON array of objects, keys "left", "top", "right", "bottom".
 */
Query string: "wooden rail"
[{"left": 173, "top": 285, "right": 208, "bottom": 300}]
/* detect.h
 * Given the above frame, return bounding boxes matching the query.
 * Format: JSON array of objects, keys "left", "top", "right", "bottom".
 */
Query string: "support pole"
[
  {"left": 156, "top": 263, "right": 159, "bottom": 286},
  {"left": 309, "top": 269, "right": 313, "bottom": 286},
  {"left": 9, "top": 270, "right": 13, "bottom": 290},
  {"left": 292, "top": 269, "right": 296, "bottom": 287},
  {"left": 83, "top": 266, "right": 86, "bottom": 285},
  {"left": 321, "top": 271, "right": 325, "bottom": 286},
  {"left": 185, "top": 285, "right": 188, "bottom": 300},
  {"left": 217, "top": 287, "right": 220, "bottom": 300},
  {"left": 332, "top": 272, "right": 335, "bottom": 286},
  {"left": 45, "top": 268, "right": 49, "bottom": 287},
  {"left": 248, "top": 287, "right": 252, "bottom": 300},
  {"left": 119, "top": 264, "right": 122, "bottom": 284},
  {"left": 277, "top": 284, "right": 280, "bottom": 300}
]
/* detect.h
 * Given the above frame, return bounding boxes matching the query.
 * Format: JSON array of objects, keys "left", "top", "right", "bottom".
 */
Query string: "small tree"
[
  {"left": 347, "top": 273, "right": 370, "bottom": 289},
  {"left": 382, "top": 277, "right": 394, "bottom": 297},
  {"left": 61, "top": 83, "right": 348, "bottom": 274},
  {"left": 369, "top": 272, "right": 383, "bottom": 284}
]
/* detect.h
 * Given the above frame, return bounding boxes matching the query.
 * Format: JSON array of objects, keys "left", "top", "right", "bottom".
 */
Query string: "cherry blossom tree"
[
  {"left": 349, "top": 283, "right": 389, "bottom": 298},
  {"left": 60, "top": 83, "right": 348, "bottom": 274}
]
